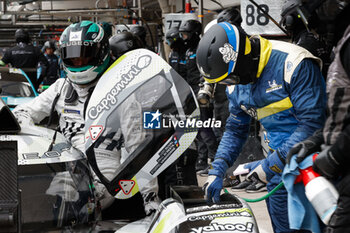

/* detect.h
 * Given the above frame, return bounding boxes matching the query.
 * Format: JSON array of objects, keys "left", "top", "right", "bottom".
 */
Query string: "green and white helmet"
[{"left": 59, "top": 20, "right": 110, "bottom": 85}]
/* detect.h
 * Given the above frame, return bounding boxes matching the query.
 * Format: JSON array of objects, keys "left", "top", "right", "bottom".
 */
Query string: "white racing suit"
[{"left": 13, "top": 78, "right": 159, "bottom": 214}]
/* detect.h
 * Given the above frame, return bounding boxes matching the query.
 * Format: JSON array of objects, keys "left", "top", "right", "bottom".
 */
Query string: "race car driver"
[
  {"left": 13, "top": 20, "right": 159, "bottom": 217},
  {"left": 198, "top": 22, "right": 327, "bottom": 232}
]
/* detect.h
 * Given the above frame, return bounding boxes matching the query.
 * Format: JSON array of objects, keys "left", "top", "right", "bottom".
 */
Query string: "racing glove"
[
  {"left": 13, "top": 109, "right": 34, "bottom": 126},
  {"left": 246, "top": 160, "right": 267, "bottom": 184},
  {"left": 203, "top": 175, "right": 223, "bottom": 203},
  {"left": 94, "top": 181, "right": 115, "bottom": 210},
  {"left": 142, "top": 192, "right": 160, "bottom": 216},
  {"left": 286, "top": 130, "right": 323, "bottom": 164},
  {"left": 243, "top": 160, "right": 260, "bottom": 172},
  {"left": 246, "top": 151, "right": 285, "bottom": 184},
  {"left": 313, "top": 146, "right": 340, "bottom": 180}
]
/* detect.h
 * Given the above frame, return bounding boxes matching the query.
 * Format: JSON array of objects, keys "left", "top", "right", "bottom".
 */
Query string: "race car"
[
  {"left": 0, "top": 49, "right": 260, "bottom": 233},
  {"left": 0, "top": 98, "right": 259, "bottom": 233},
  {"left": 0, "top": 67, "right": 38, "bottom": 109}
]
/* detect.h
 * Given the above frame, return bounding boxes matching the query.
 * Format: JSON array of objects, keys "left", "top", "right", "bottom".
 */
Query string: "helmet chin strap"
[
  {"left": 248, "top": 37, "right": 261, "bottom": 84},
  {"left": 233, "top": 36, "right": 260, "bottom": 85}
]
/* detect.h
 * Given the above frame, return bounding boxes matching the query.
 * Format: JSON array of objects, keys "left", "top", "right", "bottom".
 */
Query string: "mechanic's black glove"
[
  {"left": 313, "top": 146, "right": 340, "bottom": 180},
  {"left": 286, "top": 130, "right": 324, "bottom": 164}
]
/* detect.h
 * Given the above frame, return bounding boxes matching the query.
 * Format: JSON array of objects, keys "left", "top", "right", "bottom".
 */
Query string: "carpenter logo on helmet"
[
  {"left": 197, "top": 22, "right": 242, "bottom": 84},
  {"left": 59, "top": 20, "right": 110, "bottom": 85}
]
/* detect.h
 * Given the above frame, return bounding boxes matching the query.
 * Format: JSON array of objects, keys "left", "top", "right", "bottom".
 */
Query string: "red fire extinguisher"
[
  {"left": 185, "top": 0, "right": 191, "bottom": 13},
  {"left": 295, "top": 153, "right": 339, "bottom": 224}
]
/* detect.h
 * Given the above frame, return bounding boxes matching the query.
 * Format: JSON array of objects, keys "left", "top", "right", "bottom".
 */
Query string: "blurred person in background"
[
  {"left": 0, "top": 29, "right": 49, "bottom": 90},
  {"left": 41, "top": 40, "right": 60, "bottom": 86},
  {"left": 179, "top": 19, "right": 219, "bottom": 176}
]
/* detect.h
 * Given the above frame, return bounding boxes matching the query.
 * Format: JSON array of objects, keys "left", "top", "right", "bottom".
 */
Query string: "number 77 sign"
[{"left": 163, "top": 13, "right": 197, "bottom": 35}]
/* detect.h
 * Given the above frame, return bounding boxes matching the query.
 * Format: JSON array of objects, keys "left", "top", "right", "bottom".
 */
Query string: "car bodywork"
[{"left": 0, "top": 49, "right": 260, "bottom": 233}]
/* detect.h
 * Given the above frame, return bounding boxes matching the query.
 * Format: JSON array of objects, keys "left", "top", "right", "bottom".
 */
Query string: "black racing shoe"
[
  {"left": 223, "top": 175, "right": 240, "bottom": 187},
  {"left": 245, "top": 177, "right": 267, "bottom": 193},
  {"left": 231, "top": 179, "right": 252, "bottom": 191}
]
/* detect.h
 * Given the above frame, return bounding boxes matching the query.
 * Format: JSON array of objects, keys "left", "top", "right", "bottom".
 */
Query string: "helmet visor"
[
  {"left": 60, "top": 43, "right": 100, "bottom": 68},
  {"left": 179, "top": 32, "right": 192, "bottom": 41},
  {"left": 166, "top": 38, "right": 174, "bottom": 45},
  {"left": 66, "top": 57, "right": 93, "bottom": 68}
]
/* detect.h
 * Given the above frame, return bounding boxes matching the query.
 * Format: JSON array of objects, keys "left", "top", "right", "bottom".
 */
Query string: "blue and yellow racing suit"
[{"left": 209, "top": 37, "right": 327, "bottom": 233}]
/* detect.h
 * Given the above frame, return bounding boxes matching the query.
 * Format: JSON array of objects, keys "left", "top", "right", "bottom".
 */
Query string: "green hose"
[
  {"left": 41, "top": 85, "right": 50, "bottom": 90},
  {"left": 224, "top": 182, "right": 284, "bottom": 203}
]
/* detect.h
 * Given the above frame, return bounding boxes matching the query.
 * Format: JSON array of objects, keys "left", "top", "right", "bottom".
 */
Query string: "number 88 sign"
[{"left": 241, "top": 0, "right": 285, "bottom": 36}]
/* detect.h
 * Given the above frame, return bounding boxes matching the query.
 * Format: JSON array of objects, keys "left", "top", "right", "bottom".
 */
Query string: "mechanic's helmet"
[
  {"left": 108, "top": 32, "right": 143, "bottom": 60},
  {"left": 130, "top": 25, "right": 147, "bottom": 41},
  {"left": 217, "top": 7, "right": 242, "bottom": 26},
  {"left": 196, "top": 22, "right": 251, "bottom": 85},
  {"left": 279, "top": 0, "right": 304, "bottom": 33},
  {"left": 179, "top": 19, "right": 202, "bottom": 41},
  {"left": 204, "top": 19, "right": 218, "bottom": 33},
  {"left": 59, "top": 20, "right": 110, "bottom": 85},
  {"left": 42, "top": 40, "right": 56, "bottom": 51},
  {"left": 165, "top": 27, "right": 182, "bottom": 48},
  {"left": 15, "top": 29, "right": 30, "bottom": 43}
]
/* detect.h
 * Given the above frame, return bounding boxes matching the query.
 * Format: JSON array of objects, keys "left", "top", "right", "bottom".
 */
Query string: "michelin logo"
[
  {"left": 143, "top": 110, "right": 162, "bottom": 129},
  {"left": 190, "top": 222, "right": 254, "bottom": 233},
  {"left": 266, "top": 80, "right": 282, "bottom": 93},
  {"left": 219, "top": 43, "right": 237, "bottom": 64}
]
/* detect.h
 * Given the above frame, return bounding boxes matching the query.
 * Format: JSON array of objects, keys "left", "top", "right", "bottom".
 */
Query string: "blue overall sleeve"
[{"left": 208, "top": 87, "right": 251, "bottom": 178}]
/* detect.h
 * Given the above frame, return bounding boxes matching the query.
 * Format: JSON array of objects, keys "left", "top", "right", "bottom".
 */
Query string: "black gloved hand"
[
  {"left": 313, "top": 146, "right": 340, "bottom": 179},
  {"left": 286, "top": 130, "right": 324, "bottom": 164},
  {"left": 286, "top": 140, "right": 320, "bottom": 164}
]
